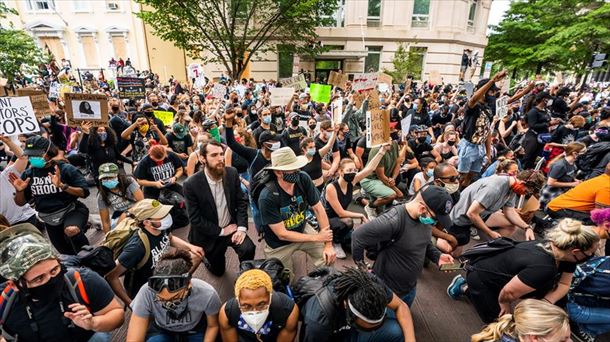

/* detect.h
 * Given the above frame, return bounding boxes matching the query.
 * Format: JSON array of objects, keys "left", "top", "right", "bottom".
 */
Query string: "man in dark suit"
[{"left": 184, "top": 140, "right": 255, "bottom": 276}]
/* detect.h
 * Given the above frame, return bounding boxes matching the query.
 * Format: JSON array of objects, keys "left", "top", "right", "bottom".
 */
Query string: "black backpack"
[
  {"left": 158, "top": 189, "right": 189, "bottom": 230},
  {"left": 576, "top": 142, "right": 610, "bottom": 179},
  {"left": 60, "top": 245, "right": 116, "bottom": 277},
  {"left": 292, "top": 267, "right": 337, "bottom": 309},
  {"left": 461, "top": 237, "right": 519, "bottom": 266},
  {"left": 239, "top": 258, "right": 291, "bottom": 294}
]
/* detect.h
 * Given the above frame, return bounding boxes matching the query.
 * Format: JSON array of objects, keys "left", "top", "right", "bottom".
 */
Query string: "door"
[{"left": 314, "top": 60, "right": 342, "bottom": 84}]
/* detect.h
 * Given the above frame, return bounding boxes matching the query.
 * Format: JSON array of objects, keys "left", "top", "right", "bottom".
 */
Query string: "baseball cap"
[
  {"left": 420, "top": 185, "right": 453, "bottom": 229},
  {"left": 141, "top": 103, "right": 154, "bottom": 112},
  {"left": 258, "top": 130, "right": 279, "bottom": 145},
  {"left": 476, "top": 78, "right": 499, "bottom": 92},
  {"left": 0, "top": 223, "right": 57, "bottom": 280},
  {"left": 128, "top": 199, "right": 173, "bottom": 221},
  {"left": 98, "top": 163, "right": 119, "bottom": 180},
  {"left": 23, "top": 136, "right": 52, "bottom": 156},
  {"left": 173, "top": 123, "right": 187, "bottom": 138}
]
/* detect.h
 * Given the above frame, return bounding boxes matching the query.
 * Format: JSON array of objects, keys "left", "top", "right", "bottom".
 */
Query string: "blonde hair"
[
  {"left": 471, "top": 299, "right": 569, "bottom": 342},
  {"left": 545, "top": 218, "right": 599, "bottom": 251},
  {"left": 234, "top": 269, "right": 273, "bottom": 298}
]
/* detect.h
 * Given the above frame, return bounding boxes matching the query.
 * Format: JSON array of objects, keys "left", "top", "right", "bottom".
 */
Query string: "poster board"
[
  {"left": 64, "top": 93, "right": 109, "bottom": 126},
  {"left": 353, "top": 92, "right": 365, "bottom": 109},
  {"left": 496, "top": 95, "right": 509, "bottom": 119},
  {"left": 332, "top": 98, "right": 343, "bottom": 124},
  {"left": 280, "top": 74, "right": 307, "bottom": 91},
  {"left": 309, "top": 84, "right": 331, "bottom": 103},
  {"left": 428, "top": 70, "right": 442, "bottom": 85},
  {"left": 352, "top": 73, "right": 378, "bottom": 91},
  {"left": 463, "top": 82, "right": 475, "bottom": 98},
  {"left": 16, "top": 88, "right": 52, "bottom": 118},
  {"left": 0, "top": 97, "right": 41, "bottom": 136},
  {"left": 377, "top": 72, "right": 393, "bottom": 85},
  {"left": 153, "top": 110, "right": 174, "bottom": 126},
  {"left": 211, "top": 83, "right": 227, "bottom": 99},
  {"left": 483, "top": 62, "right": 493, "bottom": 79},
  {"left": 117, "top": 77, "right": 145, "bottom": 99},
  {"left": 366, "top": 108, "right": 391, "bottom": 148},
  {"left": 269, "top": 87, "right": 294, "bottom": 106},
  {"left": 328, "top": 71, "right": 348, "bottom": 89},
  {"left": 401, "top": 115, "right": 412, "bottom": 139},
  {"left": 368, "top": 89, "right": 381, "bottom": 108}
]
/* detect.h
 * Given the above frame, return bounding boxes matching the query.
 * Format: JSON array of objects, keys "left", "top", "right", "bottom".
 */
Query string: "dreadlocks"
[{"left": 331, "top": 267, "right": 388, "bottom": 321}]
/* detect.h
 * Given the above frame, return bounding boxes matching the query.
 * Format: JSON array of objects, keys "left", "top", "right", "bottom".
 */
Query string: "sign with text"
[
  {"left": 483, "top": 62, "right": 493, "bottom": 79},
  {"left": 366, "top": 108, "right": 391, "bottom": 148},
  {"left": 368, "top": 89, "right": 381, "bottom": 109},
  {"left": 352, "top": 73, "right": 378, "bottom": 91},
  {"left": 328, "top": 71, "right": 348, "bottom": 88},
  {"left": 154, "top": 110, "right": 174, "bottom": 126},
  {"left": 269, "top": 87, "right": 295, "bottom": 106},
  {"left": 211, "top": 83, "right": 227, "bottom": 99},
  {"left": 353, "top": 92, "right": 365, "bottom": 109},
  {"left": 332, "top": 98, "right": 343, "bottom": 124},
  {"left": 280, "top": 74, "right": 307, "bottom": 91},
  {"left": 117, "top": 77, "right": 145, "bottom": 99},
  {"left": 16, "top": 88, "right": 52, "bottom": 118},
  {"left": 428, "top": 70, "right": 442, "bottom": 85},
  {"left": 0, "top": 97, "right": 40, "bottom": 136},
  {"left": 463, "top": 82, "right": 474, "bottom": 98},
  {"left": 64, "top": 93, "right": 108, "bottom": 126},
  {"left": 309, "top": 84, "right": 332, "bottom": 104},
  {"left": 401, "top": 114, "right": 412, "bottom": 139},
  {"left": 496, "top": 95, "right": 509, "bottom": 119},
  {"left": 377, "top": 72, "right": 393, "bottom": 85}
]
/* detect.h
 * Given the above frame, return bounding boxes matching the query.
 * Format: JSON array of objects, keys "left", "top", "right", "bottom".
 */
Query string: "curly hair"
[{"left": 591, "top": 208, "right": 610, "bottom": 226}]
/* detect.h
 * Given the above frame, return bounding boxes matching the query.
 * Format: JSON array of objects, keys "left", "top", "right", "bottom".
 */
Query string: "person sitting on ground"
[
  {"left": 471, "top": 299, "right": 570, "bottom": 342},
  {"left": 97, "top": 163, "right": 144, "bottom": 233},
  {"left": 408, "top": 157, "right": 437, "bottom": 197},
  {"left": 219, "top": 269, "right": 299, "bottom": 342},
  {"left": 127, "top": 249, "right": 221, "bottom": 342},
  {"left": 591, "top": 208, "right": 610, "bottom": 256},
  {"left": 539, "top": 142, "right": 586, "bottom": 209},
  {"left": 133, "top": 144, "right": 184, "bottom": 199}
]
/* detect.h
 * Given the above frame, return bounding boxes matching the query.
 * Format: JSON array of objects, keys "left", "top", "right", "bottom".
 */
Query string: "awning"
[{"left": 314, "top": 50, "right": 368, "bottom": 60}]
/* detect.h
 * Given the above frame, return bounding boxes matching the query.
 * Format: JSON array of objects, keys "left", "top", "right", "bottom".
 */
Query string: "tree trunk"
[
  {"left": 511, "top": 68, "right": 518, "bottom": 80},
  {"left": 535, "top": 62, "right": 543, "bottom": 74}
]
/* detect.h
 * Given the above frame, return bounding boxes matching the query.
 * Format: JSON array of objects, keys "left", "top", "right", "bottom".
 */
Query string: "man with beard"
[{"left": 184, "top": 140, "right": 255, "bottom": 276}]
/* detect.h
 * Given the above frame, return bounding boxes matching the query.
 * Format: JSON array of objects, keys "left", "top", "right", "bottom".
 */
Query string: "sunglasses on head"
[{"left": 148, "top": 273, "right": 191, "bottom": 293}]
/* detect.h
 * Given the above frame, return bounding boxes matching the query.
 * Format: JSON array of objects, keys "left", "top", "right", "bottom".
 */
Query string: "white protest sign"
[
  {"left": 463, "top": 82, "right": 474, "bottom": 98},
  {"left": 352, "top": 73, "right": 378, "bottom": 91},
  {"left": 269, "top": 87, "right": 294, "bottom": 106},
  {"left": 496, "top": 95, "right": 509, "bottom": 119},
  {"left": 0, "top": 97, "right": 40, "bottom": 136},
  {"left": 483, "top": 62, "right": 493, "bottom": 79},
  {"left": 187, "top": 63, "right": 204, "bottom": 79},
  {"left": 49, "top": 82, "right": 60, "bottom": 99},
  {"left": 211, "top": 83, "right": 227, "bottom": 99},
  {"left": 280, "top": 74, "right": 307, "bottom": 91},
  {"left": 401, "top": 115, "right": 412, "bottom": 139},
  {"left": 377, "top": 83, "right": 390, "bottom": 92},
  {"left": 332, "top": 98, "right": 343, "bottom": 124}
]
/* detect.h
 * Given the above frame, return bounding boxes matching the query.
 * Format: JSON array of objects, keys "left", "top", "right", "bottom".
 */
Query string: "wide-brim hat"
[{"left": 266, "top": 147, "right": 308, "bottom": 171}]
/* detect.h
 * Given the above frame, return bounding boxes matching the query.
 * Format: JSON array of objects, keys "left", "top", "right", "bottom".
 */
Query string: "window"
[
  {"left": 73, "top": 0, "right": 90, "bottom": 12},
  {"left": 411, "top": 0, "right": 430, "bottom": 28},
  {"left": 229, "top": 0, "right": 249, "bottom": 20},
  {"left": 410, "top": 46, "right": 427, "bottom": 80},
  {"left": 27, "top": 0, "right": 55, "bottom": 10},
  {"left": 106, "top": 1, "right": 119, "bottom": 11},
  {"left": 364, "top": 46, "right": 382, "bottom": 72},
  {"left": 467, "top": 0, "right": 477, "bottom": 31},
  {"left": 278, "top": 45, "right": 294, "bottom": 79},
  {"left": 320, "top": 0, "right": 345, "bottom": 28},
  {"left": 367, "top": 0, "right": 381, "bottom": 27}
]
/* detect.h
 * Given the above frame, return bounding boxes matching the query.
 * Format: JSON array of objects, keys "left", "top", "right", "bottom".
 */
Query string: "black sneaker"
[{"left": 571, "top": 322, "right": 595, "bottom": 342}]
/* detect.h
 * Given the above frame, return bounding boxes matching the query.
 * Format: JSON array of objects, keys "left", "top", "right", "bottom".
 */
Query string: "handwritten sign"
[
  {"left": 496, "top": 95, "right": 509, "bottom": 119},
  {"left": 429, "top": 70, "right": 442, "bottom": 85},
  {"left": 269, "top": 87, "right": 294, "bottom": 106},
  {"left": 368, "top": 89, "right": 381, "bottom": 108},
  {"left": 366, "top": 109, "right": 391, "bottom": 148},
  {"left": 280, "top": 74, "right": 307, "bottom": 91},
  {"left": 401, "top": 115, "right": 412, "bottom": 139},
  {"left": 352, "top": 73, "right": 378, "bottom": 92},
  {"left": 117, "top": 77, "right": 145, "bottom": 99},
  {"left": 309, "top": 84, "right": 332, "bottom": 103},
  {"left": 154, "top": 110, "right": 174, "bottom": 126},
  {"left": 377, "top": 72, "right": 393, "bottom": 85},
  {"left": 328, "top": 71, "right": 348, "bottom": 88},
  {"left": 353, "top": 92, "right": 365, "bottom": 109},
  {"left": 64, "top": 93, "right": 109, "bottom": 126},
  {"left": 16, "top": 88, "right": 52, "bottom": 118},
  {"left": 0, "top": 97, "right": 40, "bottom": 136},
  {"left": 332, "top": 98, "right": 343, "bottom": 124},
  {"left": 211, "top": 83, "right": 227, "bottom": 99}
]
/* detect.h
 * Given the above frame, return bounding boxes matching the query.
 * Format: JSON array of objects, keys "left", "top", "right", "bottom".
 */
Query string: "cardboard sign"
[
  {"left": 64, "top": 93, "right": 108, "bottom": 126},
  {"left": 366, "top": 109, "right": 391, "bottom": 148},
  {"left": 154, "top": 110, "right": 174, "bottom": 126},
  {"left": 49, "top": 82, "right": 60, "bottom": 99},
  {"left": 332, "top": 98, "right": 343, "bottom": 124},
  {"left": 496, "top": 95, "right": 509, "bottom": 119},
  {"left": 352, "top": 73, "right": 378, "bottom": 91},
  {"left": 16, "top": 88, "right": 52, "bottom": 118},
  {"left": 401, "top": 114, "right": 412, "bottom": 139},
  {"left": 328, "top": 71, "right": 348, "bottom": 88},
  {"left": 0, "top": 97, "right": 41, "bottom": 136},
  {"left": 377, "top": 72, "right": 393, "bottom": 85},
  {"left": 353, "top": 92, "right": 365, "bottom": 109},
  {"left": 117, "top": 77, "right": 145, "bottom": 99},
  {"left": 269, "top": 87, "right": 294, "bottom": 106},
  {"left": 211, "top": 83, "right": 227, "bottom": 99},
  {"left": 309, "top": 84, "right": 332, "bottom": 103},
  {"left": 404, "top": 79, "right": 412, "bottom": 93},
  {"left": 428, "top": 70, "right": 442, "bottom": 85},
  {"left": 368, "top": 89, "right": 381, "bottom": 108},
  {"left": 501, "top": 77, "right": 510, "bottom": 95},
  {"left": 280, "top": 74, "right": 307, "bottom": 91}
]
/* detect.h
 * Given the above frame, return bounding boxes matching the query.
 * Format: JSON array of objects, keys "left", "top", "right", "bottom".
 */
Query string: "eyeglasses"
[
  {"left": 439, "top": 175, "right": 459, "bottom": 183},
  {"left": 148, "top": 273, "right": 191, "bottom": 293},
  {"left": 238, "top": 301, "right": 270, "bottom": 312}
]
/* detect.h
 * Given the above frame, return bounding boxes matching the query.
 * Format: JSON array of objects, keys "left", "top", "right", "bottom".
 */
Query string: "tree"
[
  {"left": 136, "top": 0, "right": 338, "bottom": 80},
  {"left": 0, "top": 3, "right": 46, "bottom": 86},
  {"left": 383, "top": 43, "right": 424, "bottom": 81}
]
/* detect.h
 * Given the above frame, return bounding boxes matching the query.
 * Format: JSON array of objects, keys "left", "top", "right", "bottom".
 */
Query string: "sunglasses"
[
  {"left": 148, "top": 273, "right": 191, "bottom": 293},
  {"left": 439, "top": 176, "right": 459, "bottom": 183}
]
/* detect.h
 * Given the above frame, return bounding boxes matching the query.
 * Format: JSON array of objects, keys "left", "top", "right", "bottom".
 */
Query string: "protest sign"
[
  {"left": 16, "top": 88, "right": 52, "bottom": 118},
  {"left": 117, "top": 77, "right": 145, "bottom": 99},
  {"left": 377, "top": 72, "right": 393, "bottom": 85},
  {"left": 280, "top": 74, "right": 307, "bottom": 91},
  {"left": 463, "top": 82, "right": 475, "bottom": 98},
  {"left": 501, "top": 77, "right": 510, "bottom": 95},
  {"left": 211, "top": 83, "right": 227, "bottom": 99},
  {"left": 377, "top": 83, "right": 390, "bottom": 93},
  {"left": 64, "top": 93, "right": 108, "bottom": 126},
  {"left": 368, "top": 89, "right": 381, "bottom": 108},
  {"left": 353, "top": 92, "right": 365, "bottom": 109},
  {"left": 404, "top": 79, "right": 412, "bottom": 93},
  {"left": 49, "top": 82, "right": 60, "bottom": 99},
  {"left": 270, "top": 87, "right": 295, "bottom": 106},
  {"left": 428, "top": 70, "right": 442, "bottom": 85},
  {"left": 352, "top": 73, "right": 378, "bottom": 91},
  {"left": 483, "top": 62, "right": 493, "bottom": 79},
  {"left": 309, "top": 84, "right": 331, "bottom": 103},
  {"left": 328, "top": 71, "right": 348, "bottom": 88},
  {"left": 401, "top": 115, "right": 412, "bottom": 139},
  {"left": 0, "top": 97, "right": 40, "bottom": 136},
  {"left": 332, "top": 98, "right": 343, "bottom": 124},
  {"left": 496, "top": 95, "right": 509, "bottom": 119},
  {"left": 188, "top": 63, "right": 205, "bottom": 81},
  {"left": 154, "top": 110, "right": 174, "bottom": 126},
  {"left": 366, "top": 109, "right": 391, "bottom": 148}
]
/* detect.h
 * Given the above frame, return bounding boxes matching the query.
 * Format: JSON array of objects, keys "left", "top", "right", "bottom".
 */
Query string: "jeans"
[
  {"left": 147, "top": 332, "right": 204, "bottom": 342},
  {"left": 400, "top": 287, "right": 417, "bottom": 307},
  {"left": 566, "top": 302, "right": 610, "bottom": 337},
  {"left": 250, "top": 197, "right": 262, "bottom": 232},
  {"left": 347, "top": 312, "right": 404, "bottom": 342},
  {"left": 88, "top": 332, "right": 111, "bottom": 342}
]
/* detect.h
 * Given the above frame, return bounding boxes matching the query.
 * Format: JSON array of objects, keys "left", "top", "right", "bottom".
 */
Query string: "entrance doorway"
[{"left": 314, "top": 60, "right": 342, "bottom": 84}]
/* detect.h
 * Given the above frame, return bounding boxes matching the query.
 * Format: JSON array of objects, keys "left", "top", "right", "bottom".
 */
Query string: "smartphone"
[{"left": 439, "top": 262, "right": 465, "bottom": 272}]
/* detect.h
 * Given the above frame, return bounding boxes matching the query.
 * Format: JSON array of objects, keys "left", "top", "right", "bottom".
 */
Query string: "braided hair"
[{"left": 328, "top": 267, "right": 388, "bottom": 321}]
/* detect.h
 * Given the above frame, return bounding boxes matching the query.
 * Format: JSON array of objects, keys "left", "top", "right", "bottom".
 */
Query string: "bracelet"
[
  {"left": 523, "top": 225, "right": 533, "bottom": 230},
  {"left": 61, "top": 183, "right": 69, "bottom": 191}
]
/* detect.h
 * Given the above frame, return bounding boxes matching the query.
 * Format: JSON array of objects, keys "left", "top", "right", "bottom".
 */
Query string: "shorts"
[
  {"left": 460, "top": 65, "right": 468, "bottom": 73},
  {"left": 447, "top": 214, "right": 491, "bottom": 246},
  {"left": 457, "top": 140, "right": 485, "bottom": 174},
  {"left": 360, "top": 178, "right": 396, "bottom": 199}
]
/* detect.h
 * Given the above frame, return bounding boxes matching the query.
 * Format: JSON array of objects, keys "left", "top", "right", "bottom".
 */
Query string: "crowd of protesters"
[{"left": 0, "top": 64, "right": 609, "bottom": 342}]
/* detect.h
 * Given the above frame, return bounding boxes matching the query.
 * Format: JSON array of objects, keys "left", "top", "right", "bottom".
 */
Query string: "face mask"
[
  {"left": 511, "top": 180, "right": 529, "bottom": 196},
  {"left": 442, "top": 181, "right": 459, "bottom": 194},
  {"left": 413, "top": 103, "right": 418, "bottom": 110},
  {"left": 419, "top": 214, "right": 437, "bottom": 225},
  {"left": 29, "top": 156, "right": 46, "bottom": 169},
  {"left": 282, "top": 172, "right": 299, "bottom": 184},
  {"left": 324, "top": 131, "right": 332, "bottom": 139},
  {"left": 262, "top": 116, "right": 272, "bottom": 125},
  {"left": 27, "top": 268, "right": 66, "bottom": 301},
  {"left": 111, "top": 106, "right": 119, "bottom": 111},
  {"left": 546, "top": 99, "right": 553, "bottom": 107},
  {"left": 343, "top": 172, "right": 356, "bottom": 183},
  {"left": 417, "top": 137, "right": 427, "bottom": 144},
  {"left": 139, "top": 124, "right": 149, "bottom": 134},
  {"left": 266, "top": 141, "right": 281, "bottom": 151},
  {"left": 209, "top": 127, "right": 221, "bottom": 143},
  {"left": 161, "top": 295, "right": 190, "bottom": 320},
  {"left": 193, "top": 105, "right": 200, "bottom": 111},
  {"left": 151, "top": 102, "right": 159, "bottom": 107},
  {"left": 447, "top": 140, "right": 456, "bottom": 146},
  {"left": 306, "top": 148, "right": 316, "bottom": 157},
  {"left": 291, "top": 118, "right": 299, "bottom": 127},
  {"left": 190, "top": 127, "right": 199, "bottom": 135},
  {"left": 426, "top": 169, "right": 434, "bottom": 177},
  {"left": 99, "top": 132, "right": 108, "bottom": 142},
  {"left": 309, "top": 124, "right": 317, "bottom": 130},
  {"left": 586, "top": 116, "right": 593, "bottom": 124},
  {"left": 102, "top": 179, "right": 119, "bottom": 189},
  {"left": 155, "top": 214, "right": 173, "bottom": 231},
  {"left": 241, "top": 308, "right": 270, "bottom": 333}
]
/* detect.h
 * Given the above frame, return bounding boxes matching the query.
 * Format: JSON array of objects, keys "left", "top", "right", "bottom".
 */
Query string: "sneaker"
[
  {"left": 470, "top": 227, "right": 481, "bottom": 241},
  {"left": 447, "top": 275, "right": 466, "bottom": 300},
  {"left": 571, "top": 323, "right": 596, "bottom": 342},
  {"left": 333, "top": 243, "right": 347, "bottom": 259},
  {"left": 364, "top": 204, "right": 378, "bottom": 219}
]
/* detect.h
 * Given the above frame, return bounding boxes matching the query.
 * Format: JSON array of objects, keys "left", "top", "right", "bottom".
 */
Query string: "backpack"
[
  {"left": 158, "top": 189, "right": 189, "bottom": 230},
  {"left": 103, "top": 217, "right": 150, "bottom": 270},
  {"left": 570, "top": 256, "right": 610, "bottom": 308},
  {"left": 292, "top": 267, "right": 337, "bottom": 309},
  {"left": 576, "top": 142, "right": 610, "bottom": 179},
  {"left": 461, "top": 237, "right": 519, "bottom": 266},
  {"left": 0, "top": 269, "right": 91, "bottom": 340},
  {"left": 239, "top": 258, "right": 291, "bottom": 295},
  {"left": 60, "top": 245, "right": 116, "bottom": 277}
]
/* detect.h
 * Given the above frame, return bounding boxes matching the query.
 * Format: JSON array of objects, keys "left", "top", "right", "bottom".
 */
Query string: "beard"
[{"left": 207, "top": 162, "right": 225, "bottom": 178}]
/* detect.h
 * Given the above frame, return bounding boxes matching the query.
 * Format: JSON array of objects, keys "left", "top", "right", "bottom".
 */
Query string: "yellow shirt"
[{"left": 548, "top": 174, "right": 610, "bottom": 212}]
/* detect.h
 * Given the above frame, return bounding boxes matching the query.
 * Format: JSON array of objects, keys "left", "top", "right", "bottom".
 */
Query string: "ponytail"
[{"left": 471, "top": 314, "right": 515, "bottom": 342}]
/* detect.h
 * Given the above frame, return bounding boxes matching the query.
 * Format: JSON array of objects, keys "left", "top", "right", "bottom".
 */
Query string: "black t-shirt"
[
  {"left": 118, "top": 228, "right": 171, "bottom": 297},
  {"left": 462, "top": 103, "right": 493, "bottom": 145},
  {"left": 282, "top": 126, "right": 307, "bottom": 155},
  {"left": 526, "top": 107, "right": 551, "bottom": 135},
  {"left": 252, "top": 124, "right": 278, "bottom": 148},
  {"left": 407, "top": 109, "right": 431, "bottom": 127},
  {"left": 408, "top": 139, "right": 434, "bottom": 161},
  {"left": 224, "top": 291, "right": 295, "bottom": 342},
  {"left": 356, "top": 136, "right": 370, "bottom": 166},
  {"left": 550, "top": 125, "right": 579, "bottom": 144},
  {"left": 336, "top": 135, "right": 352, "bottom": 159},
  {"left": 134, "top": 153, "right": 182, "bottom": 182},
  {"left": 302, "top": 151, "right": 323, "bottom": 181},
  {"left": 259, "top": 172, "right": 320, "bottom": 249},
  {"left": 165, "top": 133, "right": 193, "bottom": 154},
  {"left": 231, "top": 151, "right": 249, "bottom": 174},
  {"left": 314, "top": 135, "right": 338, "bottom": 163},
  {"left": 2, "top": 268, "right": 115, "bottom": 342}
]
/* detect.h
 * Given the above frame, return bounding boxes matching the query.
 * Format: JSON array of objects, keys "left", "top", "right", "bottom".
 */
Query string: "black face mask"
[
  {"left": 309, "top": 124, "right": 317, "bottom": 130},
  {"left": 291, "top": 118, "right": 300, "bottom": 127},
  {"left": 111, "top": 106, "right": 119, "bottom": 111},
  {"left": 144, "top": 111, "right": 154, "bottom": 118},
  {"left": 27, "top": 269, "right": 66, "bottom": 301},
  {"left": 417, "top": 137, "right": 427, "bottom": 144},
  {"left": 151, "top": 102, "right": 159, "bottom": 107},
  {"left": 343, "top": 172, "right": 356, "bottom": 183},
  {"left": 447, "top": 140, "right": 456, "bottom": 146}
]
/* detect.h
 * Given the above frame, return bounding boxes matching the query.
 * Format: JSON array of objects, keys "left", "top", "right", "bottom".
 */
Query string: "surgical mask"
[
  {"left": 241, "top": 308, "right": 270, "bottom": 333},
  {"left": 99, "top": 132, "right": 108, "bottom": 142},
  {"left": 343, "top": 172, "right": 356, "bottom": 183},
  {"left": 419, "top": 214, "right": 437, "bottom": 225},
  {"left": 413, "top": 103, "right": 418, "bottom": 110},
  {"left": 426, "top": 169, "right": 434, "bottom": 177},
  {"left": 291, "top": 118, "right": 299, "bottom": 127},
  {"left": 29, "top": 156, "right": 46, "bottom": 169},
  {"left": 102, "top": 179, "right": 119, "bottom": 189},
  {"left": 155, "top": 215, "right": 173, "bottom": 231},
  {"left": 138, "top": 124, "right": 149, "bottom": 134},
  {"left": 262, "top": 116, "right": 272, "bottom": 125},
  {"left": 266, "top": 141, "right": 281, "bottom": 151},
  {"left": 447, "top": 140, "right": 456, "bottom": 146},
  {"left": 306, "top": 148, "right": 316, "bottom": 157},
  {"left": 324, "top": 131, "right": 332, "bottom": 139},
  {"left": 282, "top": 172, "right": 299, "bottom": 183},
  {"left": 190, "top": 127, "right": 199, "bottom": 135},
  {"left": 442, "top": 182, "right": 459, "bottom": 194}
]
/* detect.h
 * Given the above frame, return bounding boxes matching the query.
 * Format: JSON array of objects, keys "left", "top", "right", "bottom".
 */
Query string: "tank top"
[
  {"left": 302, "top": 152, "right": 323, "bottom": 180},
  {"left": 325, "top": 180, "right": 353, "bottom": 218}
]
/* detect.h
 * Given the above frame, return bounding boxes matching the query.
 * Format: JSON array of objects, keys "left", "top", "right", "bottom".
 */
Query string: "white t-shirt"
[
  {"left": 408, "top": 172, "right": 434, "bottom": 196},
  {"left": 1, "top": 164, "right": 38, "bottom": 224}
]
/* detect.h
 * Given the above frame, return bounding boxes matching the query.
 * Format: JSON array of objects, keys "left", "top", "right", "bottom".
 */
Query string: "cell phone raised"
[{"left": 439, "top": 262, "right": 465, "bottom": 272}]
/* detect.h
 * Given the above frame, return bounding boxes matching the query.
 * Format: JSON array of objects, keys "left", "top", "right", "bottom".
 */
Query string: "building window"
[
  {"left": 320, "top": 0, "right": 345, "bottom": 28},
  {"left": 467, "top": 0, "right": 477, "bottom": 32},
  {"left": 367, "top": 0, "right": 381, "bottom": 27},
  {"left": 410, "top": 46, "right": 427, "bottom": 80},
  {"left": 364, "top": 46, "right": 382, "bottom": 72},
  {"left": 278, "top": 46, "right": 294, "bottom": 79},
  {"left": 106, "top": 1, "right": 120, "bottom": 11},
  {"left": 411, "top": 0, "right": 430, "bottom": 28},
  {"left": 73, "top": 0, "right": 90, "bottom": 12},
  {"left": 27, "top": 0, "right": 55, "bottom": 10}
]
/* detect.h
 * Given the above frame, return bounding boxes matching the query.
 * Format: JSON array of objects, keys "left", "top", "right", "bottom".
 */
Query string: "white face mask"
[
  {"left": 241, "top": 308, "right": 270, "bottom": 333},
  {"left": 155, "top": 215, "right": 173, "bottom": 231},
  {"left": 443, "top": 182, "right": 460, "bottom": 194},
  {"left": 268, "top": 141, "right": 281, "bottom": 151}
]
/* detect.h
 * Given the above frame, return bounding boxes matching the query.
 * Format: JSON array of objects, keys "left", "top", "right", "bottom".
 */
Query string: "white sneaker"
[
  {"left": 470, "top": 227, "right": 481, "bottom": 241},
  {"left": 364, "top": 204, "right": 378, "bottom": 219},
  {"left": 333, "top": 243, "right": 347, "bottom": 259}
]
